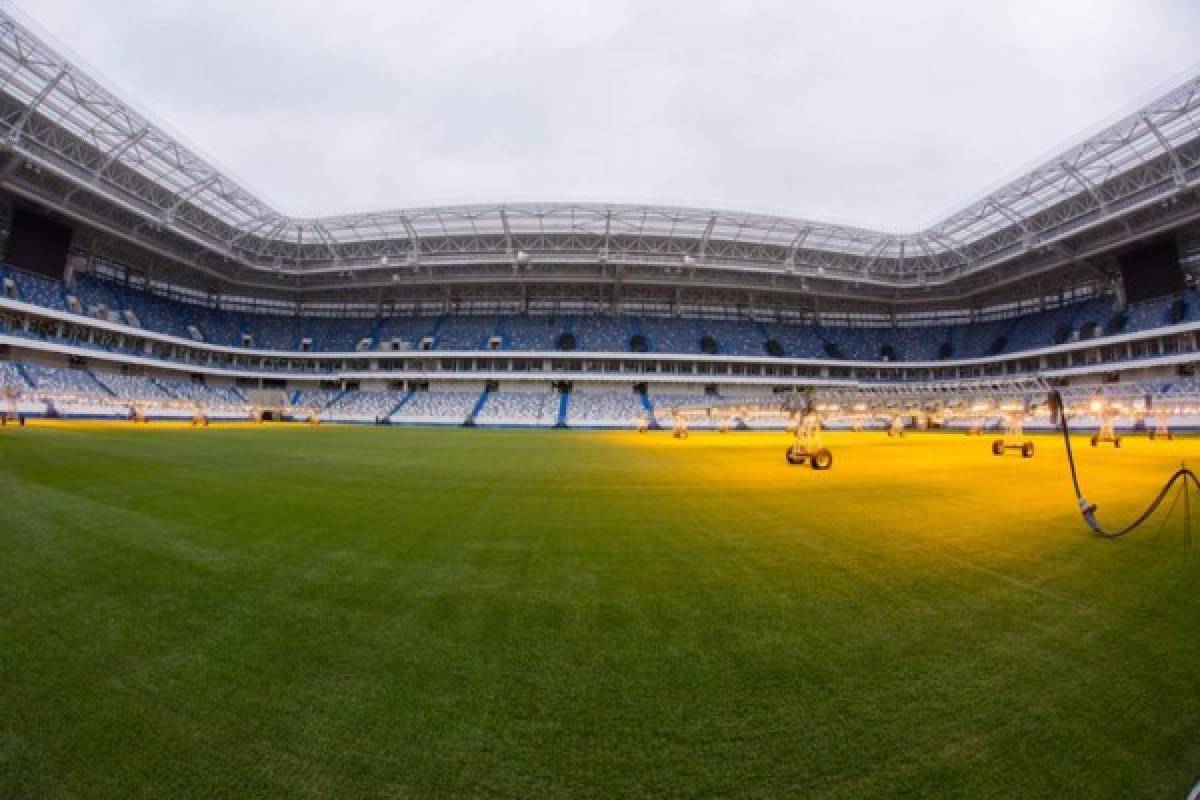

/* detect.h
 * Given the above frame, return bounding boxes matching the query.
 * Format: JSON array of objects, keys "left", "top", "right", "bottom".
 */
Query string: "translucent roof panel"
[{"left": 0, "top": 6, "right": 1198, "bottom": 279}]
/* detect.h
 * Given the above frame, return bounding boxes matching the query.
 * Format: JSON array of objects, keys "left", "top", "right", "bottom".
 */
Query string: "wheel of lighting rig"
[{"left": 810, "top": 448, "right": 833, "bottom": 470}]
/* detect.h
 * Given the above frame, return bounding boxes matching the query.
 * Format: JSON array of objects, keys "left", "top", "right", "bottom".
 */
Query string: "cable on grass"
[{"left": 1049, "top": 390, "right": 1194, "bottom": 544}]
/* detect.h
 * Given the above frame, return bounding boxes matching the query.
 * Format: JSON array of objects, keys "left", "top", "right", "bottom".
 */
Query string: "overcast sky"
[{"left": 16, "top": 0, "right": 1200, "bottom": 230}]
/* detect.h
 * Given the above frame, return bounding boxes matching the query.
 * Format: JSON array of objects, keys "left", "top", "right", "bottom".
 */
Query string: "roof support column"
[
  {"left": 500, "top": 206, "right": 514, "bottom": 265},
  {"left": 1059, "top": 160, "right": 1111, "bottom": 216},
  {"left": 786, "top": 227, "right": 810, "bottom": 270},
  {"left": 696, "top": 213, "right": 716, "bottom": 260},
  {"left": 9, "top": 64, "right": 69, "bottom": 145},
  {"left": 398, "top": 213, "right": 420, "bottom": 268},
  {"left": 1140, "top": 112, "right": 1188, "bottom": 187}
]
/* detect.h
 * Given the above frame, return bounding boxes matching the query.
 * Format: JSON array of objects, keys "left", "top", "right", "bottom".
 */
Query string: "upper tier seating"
[
  {"left": 434, "top": 316, "right": 496, "bottom": 350},
  {"left": 373, "top": 316, "right": 440, "bottom": 350},
  {"left": 696, "top": 319, "right": 764, "bottom": 356},
  {"left": 639, "top": 317, "right": 702, "bottom": 355},
  {"left": 3, "top": 265, "right": 67, "bottom": 311},
  {"left": 8, "top": 266, "right": 1200, "bottom": 362},
  {"left": 305, "top": 317, "right": 370, "bottom": 352},
  {"left": 250, "top": 313, "right": 303, "bottom": 350},
  {"left": 571, "top": 316, "right": 631, "bottom": 351},
  {"left": 500, "top": 315, "right": 560, "bottom": 350},
  {"left": 762, "top": 322, "right": 825, "bottom": 358}
]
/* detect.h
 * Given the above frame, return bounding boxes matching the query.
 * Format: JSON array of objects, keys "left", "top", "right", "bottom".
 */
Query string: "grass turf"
[{"left": 0, "top": 424, "right": 1197, "bottom": 798}]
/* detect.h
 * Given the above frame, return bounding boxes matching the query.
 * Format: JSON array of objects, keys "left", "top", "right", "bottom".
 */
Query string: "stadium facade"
[{"left": 2, "top": 7, "right": 1200, "bottom": 427}]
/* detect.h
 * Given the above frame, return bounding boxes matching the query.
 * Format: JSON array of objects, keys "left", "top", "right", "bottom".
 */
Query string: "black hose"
[{"left": 1051, "top": 390, "right": 1197, "bottom": 538}]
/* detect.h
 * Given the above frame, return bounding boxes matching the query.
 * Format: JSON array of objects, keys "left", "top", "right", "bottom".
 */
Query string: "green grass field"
[{"left": 1, "top": 424, "right": 1197, "bottom": 798}]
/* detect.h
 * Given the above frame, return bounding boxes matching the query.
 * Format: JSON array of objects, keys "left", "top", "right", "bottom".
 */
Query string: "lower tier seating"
[{"left": 566, "top": 390, "right": 646, "bottom": 427}]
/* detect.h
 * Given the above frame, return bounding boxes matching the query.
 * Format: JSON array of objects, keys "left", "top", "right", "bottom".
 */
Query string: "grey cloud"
[{"left": 22, "top": 0, "right": 1200, "bottom": 227}]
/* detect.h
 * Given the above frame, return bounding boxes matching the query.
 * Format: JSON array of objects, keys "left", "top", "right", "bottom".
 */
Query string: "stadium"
[{"left": 1, "top": 3, "right": 1199, "bottom": 797}]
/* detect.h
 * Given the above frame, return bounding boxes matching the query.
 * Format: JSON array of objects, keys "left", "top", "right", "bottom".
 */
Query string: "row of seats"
[
  {"left": 0, "top": 360, "right": 27, "bottom": 394},
  {"left": 92, "top": 372, "right": 174, "bottom": 402},
  {"left": 6, "top": 265, "right": 1200, "bottom": 360},
  {"left": 650, "top": 392, "right": 719, "bottom": 427},
  {"left": 565, "top": 390, "right": 646, "bottom": 426},
  {"left": 155, "top": 379, "right": 247, "bottom": 408},
  {"left": 291, "top": 389, "right": 342, "bottom": 409},
  {"left": 15, "top": 361, "right": 1200, "bottom": 428},
  {"left": 475, "top": 391, "right": 557, "bottom": 425},
  {"left": 7, "top": 268, "right": 66, "bottom": 311},
  {"left": 0, "top": 361, "right": 249, "bottom": 410},
  {"left": 392, "top": 391, "right": 480, "bottom": 424},
  {"left": 21, "top": 363, "right": 109, "bottom": 397},
  {"left": 324, "top": 390, "right": 407, "bottom": 420}
]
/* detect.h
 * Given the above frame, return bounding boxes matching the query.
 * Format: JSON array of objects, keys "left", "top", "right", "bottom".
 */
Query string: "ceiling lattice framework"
[{"left": 0, "top": 7, "right": 1199, "bottom": 296}]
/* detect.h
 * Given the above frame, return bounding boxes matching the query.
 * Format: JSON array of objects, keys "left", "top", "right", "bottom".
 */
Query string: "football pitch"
[{"left": 1, "top": 424, "right": 1197, "bottom": 798}]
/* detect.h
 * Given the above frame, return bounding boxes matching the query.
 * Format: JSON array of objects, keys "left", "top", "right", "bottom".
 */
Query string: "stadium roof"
[{"left": 0, "top": 6, "right": 1199, "bottom": 297}]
